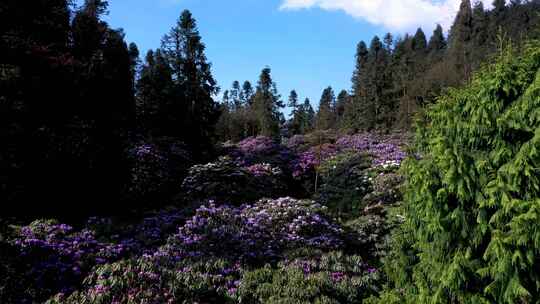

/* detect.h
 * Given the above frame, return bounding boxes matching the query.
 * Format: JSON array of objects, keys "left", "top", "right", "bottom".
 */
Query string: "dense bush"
[
  {"left": 47, "top": 256, "right": 239, "bottom": 304},
  {"left": 127, "top": 137, "right": 193, "bottom": 208},
  {"left": 163, "top": 197, "right": 344, "bottom": 264},
  {"left": 377, "top": 42, "right": 540, "bottom": 303},
  {"left": 43, "top": 198, "right": 356, "bottom": 303},
  {"left": 2, "top": 220, "right": 130, "bottom": 303},
  {"left": 232, "top": 136, "right": 297, "bottom": 171},
  {"left": 181, "top": 157, "right": 288, "bottom": 205},
  {"left": 237, "top": 251, "right": 381, "bottom": 303},
  {"left": 315, "top": 152, "right": 373, "bottom": 218}
]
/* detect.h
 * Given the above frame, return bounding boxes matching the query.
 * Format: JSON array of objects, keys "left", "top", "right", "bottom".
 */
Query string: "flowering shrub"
[
  {"left": 237, "top": 251, "right": 381, "bottom": 303},
  {"left": 85, "top": 209, "right": 187, "bottom": 256},
  {"left": 4, "top": 220, "right": 129, "bottom": 303},
  {"left": 314, "top": 152, "right": 374, "bottom": 218},
  {"left": 42, "top": 198, "right": 358, "bottom": 303},
  {"left": 231, "top": 136, "right": 297, "bottom": 172},
  {"left": 128, "top": 137, "right": 192, "bottom": 207},
  {"left": 163, "top": 197, "right": 344, "bottom": 264},
  {"left": 245, "top": 163, "right": 282, "bottom": 177},
  {"left": 292, "top": 143, "right": 339, "bottom": 178},
  {"left": 46, "top": 255, "right": 242, "bottom": 304},
  {"left": 336, "top": 133, "right": 406, "bottom": 166},
  {"left": 181, "top": 157, "right": 288, "bottom": 205}
]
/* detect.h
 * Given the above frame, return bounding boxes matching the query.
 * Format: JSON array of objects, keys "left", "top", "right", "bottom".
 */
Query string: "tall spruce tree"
[
  {"left": 346, "top": 41, "right": 370, "bottom": 131},
  {"left": 288, "top": 90, "right": 302, "bottom": 135},
  {"left": 161, "top": 10, "right": 219, "bottom": 150},
  {"left": 335, "top": 90, "right": 349, "bottom": 127},
  {"left": 316, "top": 86, "right": 336, "bottom": 130},
  {"left": 300, "top": 98, "right": 315, "bottom": 134},
  {"left": 251, "top": 67, "right": 283, "bottom": 138},
  {"left": 448, "top": 0, "right": 474, "bottom": 82}
]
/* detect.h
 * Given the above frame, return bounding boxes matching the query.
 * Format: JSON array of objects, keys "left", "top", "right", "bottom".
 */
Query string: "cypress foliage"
[{"left": 376, "top": 41, "right": 540, "bottom": 304}]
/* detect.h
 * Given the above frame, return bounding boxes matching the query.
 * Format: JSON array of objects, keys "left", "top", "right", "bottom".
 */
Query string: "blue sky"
[{"left": 77, "top": 0, "right": 494, "bottom": 116}]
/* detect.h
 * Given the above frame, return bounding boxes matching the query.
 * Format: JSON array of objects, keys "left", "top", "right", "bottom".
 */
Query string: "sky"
[{"left": 77, "top": 0, "right": 495, "bottom": 116}]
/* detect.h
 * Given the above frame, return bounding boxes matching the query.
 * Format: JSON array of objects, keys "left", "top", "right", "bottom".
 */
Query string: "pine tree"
[
  {"left": 288, "top": 90, "right": 302, "bottom": 135},
  {"left": 493, "top": 0, "right": 506, "bottom": 12},
  {"left": 240, "top": 81, "right": 254, "bottom": 105},
  {"left": 161, "top": 10, "right": 219, "bottom": 149},
  {"left": 346, "top": 41, "right": 369, "bottom": 131},
  {"left": 448, "top": 0, "right": 473, "bottom": 82},
  {"left": 316, "top": 86, "right": 335, "bottom": 130},
  {"left": 136, "top": 49, "right": 174, "bottom": 134},
  {"left": 335, "top": 90, "right": 349, "bottom": 127},
  {"left": 230, "top": 81, "right": 241, "bottom": 110},
  {"left": 251, "top": 67, "right": 283, "bottom": 138},
  {"left": 299, "top": 98, "right": 315, "bottom": 134},
  {"left": 427, "top": 24, "right": 447, "bottom": 63},
  {"left": 412, "top": 28, "right": 427, "bottom": 51}
]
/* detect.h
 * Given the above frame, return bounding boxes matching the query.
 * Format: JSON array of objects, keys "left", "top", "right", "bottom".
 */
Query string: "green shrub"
[
  {"left": 377, "top": 42, "right": 540, "bottom": 303},
  {"left": 237, "top": 251, "right": 381, "bottom": 304},
  {"left": 315, "top": 152, "right": 373, "bottom": 218}
]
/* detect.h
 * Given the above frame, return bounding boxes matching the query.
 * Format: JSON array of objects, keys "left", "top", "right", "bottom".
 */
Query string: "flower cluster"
[
  {"left": 292, "top": 143, "right": 339, "bottom": 178},
  {"left": 161, "top": 197, "right": 344, "bottom": 264},
  {"left": 237, "top": 251, "right": 381, "bottom": 303},
  {"left": 336, "top": 133, "right": 406, "bottom": 166},
  {"left": 245, "top": 163, "right": 282, "bottom": 177},
  {"left": 181, "top": 157, "right": 288, "bottom": 205},
  {"left": 9, "top": 220, "right": 129, "bottom": 302},
  {"left": 231, "top": 136, "right": 297, "bottom": 171}
]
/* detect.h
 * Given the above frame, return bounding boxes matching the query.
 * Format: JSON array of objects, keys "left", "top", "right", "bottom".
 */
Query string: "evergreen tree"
[
  {"left": 412, "top": 28, "right": 427, "bottom": 51},
  {"left": 299, "top": 98, "right": 315, "bottom": 134},
  {"left": 335, "top": 90, "right": 349, "bottom": 127},
  {"left": 240, "top": 80, "right": 254, "bottom": 105},
  {"left": 161, "top": 10, "right": 219, "bottom": 149},
  {"left": 128, "top": 42, "right": 140, "bottom": 90},
  {"left": 136, "top": 49, "right": 174, "bottom": 134},
  {"left": 448, "top": 0, "right": 473, "bottom": 82},
  {"left": 251, "top": 67, "right": 283, "bottom": 138},
  {"left": 377, "top": 41, "right": 540, "bottom": 304},
  {"left": 287, "top": 90, "right": 302, "bottom": 135},
  {"left": 346, "top": 41, "right": 369, "bottom": 131},
  {"left": 428, "top": 24, "right": 446, "bottom": 55},
  {"left": 316, "top": 86, "right": 335, "bottom": 130},
  {"left": 230, "top": 81, "right": 241, "bottom": 110},
  {"left": 493, "top": 0, "right": 507, "bottom": 12}
]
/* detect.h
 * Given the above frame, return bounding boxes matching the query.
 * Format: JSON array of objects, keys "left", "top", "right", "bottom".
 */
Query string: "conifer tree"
[
  {"left": 347, "top": 41, "right": 370, "bottom": 131},
  {"left": 240, "top": 81, "right": 254, "bottom": 105},
  {"left": 316, "top": 86, "right": 336, "bottom": 130},
  {"left": 299, "top": 98, "right": 315, "bottom": 134},
  {"left": 161, "top": 10, "right": 219, "bottom": 149},
  {"left": 448, "top": 0, "right": 473, "bottom": 82},
  {"left": 251, "top": 67, "right": 283, "bottom": 138},
  {"left": 377, "top": 41, "right": 540, "bottom": 304},
  {"left": 335, "top": 90, "right": 349, "bottom": 127}
]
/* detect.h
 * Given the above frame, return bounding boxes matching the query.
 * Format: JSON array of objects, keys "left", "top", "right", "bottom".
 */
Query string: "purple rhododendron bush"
[{"left": 1, "top": 132, "right": 407, "bottom": 304}]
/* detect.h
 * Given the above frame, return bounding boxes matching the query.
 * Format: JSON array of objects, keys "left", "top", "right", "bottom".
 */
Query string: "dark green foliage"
[
  {"left": 1, "top": 0, "right": 136, "bottom": 215},
  {"left": 315, "top": 152, "right": 373, "bottom": 218},
  {"left": 237, "top": 251, "right": 381, "bottom": 304},
  {"left": 341, "top": 0, "right": 540, "bottom": 133},
  {"left": 377, "top": 42, "right": 540, "bottom": 303},
  {"left": 316, "top": 86, "right": 336, "bottom": 130},
  {"left": 159, "top": 10, "right": 220, "bottom": 151},
  {"left": 47, "top": 257, "right": 237, "bottom": 304},
  {"left": 180, "top": 157, "right": 288, "bottom": 205},
  {"left": 251, "top": 68, "right": 284, "bottom": 138}
]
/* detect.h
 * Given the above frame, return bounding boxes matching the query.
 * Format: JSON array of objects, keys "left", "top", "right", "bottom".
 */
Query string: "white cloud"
[{"left": 280, "top": 0, "right": 494, "bottom": 33}]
